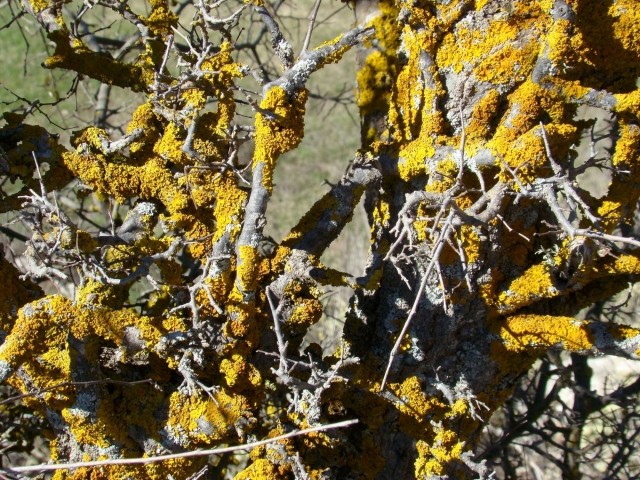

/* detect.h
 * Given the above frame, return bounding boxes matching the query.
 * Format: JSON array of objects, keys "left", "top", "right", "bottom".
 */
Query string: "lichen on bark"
[{"left": 0, "top": 0, "right": 639, "bottom": 478}]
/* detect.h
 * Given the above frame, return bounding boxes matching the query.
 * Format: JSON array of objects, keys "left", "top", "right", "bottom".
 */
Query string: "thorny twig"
[
  {"left": 89, "top": 240, "right": 181, "bottom": 287},
  {"left": 176, "top": 349, "right": 218, "bottom": 399},
  {"left": 17, "top": 154, "right": 76, "bottom": 283},
  {"left": 507, "top": 123, "right": 640, "bottom": 250},
  {"left": 380, "top": 111, "right": 482, "bottom": 390}
]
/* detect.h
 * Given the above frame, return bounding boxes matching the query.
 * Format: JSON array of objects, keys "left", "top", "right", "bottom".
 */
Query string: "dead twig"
[{"left": 4, "top": 419, "right": 359, "bottom": 474}]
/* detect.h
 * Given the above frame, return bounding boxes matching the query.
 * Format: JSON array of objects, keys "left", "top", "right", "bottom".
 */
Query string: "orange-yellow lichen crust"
[
  {"left": 220, "top": 353, "right": 262, "bottom": 390},
  {"left": 236, "top": 421, "right": 333, "bottom": 479},
  {"left": 233, "top": 458, "right": 284, "bottom": 480},
  {"left": 253, "top": 86, "right": 308, "bottom": 193},
  {"left": 43, "top": 29, "right": 157, "bottom": 93},
  {"left": 597, "top": 122, "right": 640, "bottom": 231},
  {"left": 0, "top": 287, "right": 165, "bottom": 382},
  {"left": 0, "top": 282, "right": 259, "bottom": 478},
  {"left": 48, "top": 453, "right": 203, "bottom": 480},
  {"left": 347, "top": 0, "right": 640, "bottom": 477},
  {"left": 358, "top": 0, "right": 640, "bottom": 189},
  {"left": 415, "top": 426, "right": 465, "bottom": 478},
  {"left": 501, "top": 314, "right": 591, "bottom": 351},
  {"left": 495, "top": 263, "right": 557, "bottom": 313},
  {"left": 390, "top": 374, "right": 481, "bottom": 476},
  {"left": 61, "top": 39, "right": 247, "bottom": 261},
  {"left": 5, "top": 0, "right": 640, "bottom": 477},
  {"left": 359, "top": 0, "right": 640, "bottom": 304},
  {"left": 488, "top": 310, "right": 640, "bottom": 394},
  {"left": 145, "top": 0, "right": 179, "bottom": 37},
  {"left": 50, "top": 458, "right": 203, "bottom": 480},
  {"left": 30, "top": 0, "right": 180, "bottom": 91},
  {"left": 166, "top": 389, "right": 253, "bottom": 446},
  {"left": 357, "top": 0, "right": 400, "bottom": 111}
]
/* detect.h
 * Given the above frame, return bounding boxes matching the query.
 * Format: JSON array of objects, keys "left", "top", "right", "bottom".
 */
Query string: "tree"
[{"left": 1, "top": 0, "right": 639, "bottom": 478}]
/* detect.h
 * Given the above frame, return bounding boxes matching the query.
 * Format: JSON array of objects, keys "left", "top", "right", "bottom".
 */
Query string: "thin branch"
[
  {"left": 254, "top": 4, "right": 294, "bottom": 68},
  {"left": 267, "top": 23, "right": 374, "bottom": 94},
  {"left": 266, "top": 285, "right": 288, "bottom": 375},
  {"left": 300, "top": 0, "right": 322, "bottom": 56},
  {"left": 5, "top": 419, "right": 359, "bottom": 474}
]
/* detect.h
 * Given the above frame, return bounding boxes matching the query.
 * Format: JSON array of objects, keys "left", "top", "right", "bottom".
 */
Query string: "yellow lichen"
[
  {"left": 356, "top": 0, "right": 400, "bottom": 130},
  {"left": 144, "top": 0, "right": 179, "bottom": 37},
  {"left": 466, "top": 89, "right": 501, "bottom": 145},
  {"left": 61, "top": 147, "right": 189, "bottom": 213},
  {"left": 414, "top": 426, "right": 465, "bottom": 477},
  {"left": 437, "top": 10, "right": 543, "bottom": 81},
  {"left": 497, "top": 314, "right": 594, "bottom": 353},
  {"left": 220, "top": 354, "right": 262, "bottom": 389},
  {"left": 253, "top": 87, "right": 308, "bottom": 192},
  {"left": 459, "top": 225, "right": 481, "bottom": 264},
  {"left": 235, "top": 458, "right": 282, "bottom": 480},
  {"left": 60, "top": 408, "right": 113, "bottom": 449},
  {"left": 154, "top": 122, "right": 187, "bottom": 165},
  {"left": 27, "top": 0, "right": 50, "bottom": 13},
  {"left": 389, "top": 376, "right": 444, "bottom": 421},
  {"left": 0, "top": 296, "right": 73, "bottom": 370},
  {"left": 426, "top": 158, "right": 458, "bottom": 193},
  {"left": 497, "top": 263, "right": 557, "bottom": 312},
  {"left": 287, "top": 297, "right": 323, "bottom": 329},
  {"left": 211, "top": 174, "right": 248, "bottom": 242},
  {"left": 235, "top": 245, "right": 260, "bottom": 294},
  {"left": 166, "top": 389, "right": 248, "bottom": 445},
  {"left": 445, "top": 398, "right": 468, "bottom": 419},
  {"left": 615, "top": 89, "right": 640, "bottom": 117},
  {"left": 44, "top": 29, "right": 154, "bottom": 92}
]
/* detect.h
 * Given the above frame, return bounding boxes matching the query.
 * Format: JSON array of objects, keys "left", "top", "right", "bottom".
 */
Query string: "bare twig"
[
  {"left": 266, "top": 286, "right": 289, "bottom": 375},
  {"left": 4, "top": 419, "right": 359, "bottom": 474},
  {"left": 300, "top": 0, "right": 322, "bottom": 56}
]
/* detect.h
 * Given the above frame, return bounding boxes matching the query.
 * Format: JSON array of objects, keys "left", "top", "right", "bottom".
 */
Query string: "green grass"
[{"left": 0, "top": 9, "right": 77, "bottom": 130}]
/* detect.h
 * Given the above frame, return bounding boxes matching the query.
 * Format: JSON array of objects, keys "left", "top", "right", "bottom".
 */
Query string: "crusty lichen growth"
[
  {"left": 166, "top": 389, "right": 251, "bottom": 445},
  {"left": 495, "top": 263, "right": 557, "bottom": 313},
  {"left": 0, "top": 286, "right": 254, "bottom": 478},
  {"left": 145, "top": 0, "right": 179, "bottom": 37},
  {"left": 346, "top": 0, "right": 640, "bottom": 477},
  {"left": 253, "top": 87, "right": 308, "bottom": 193},
  {"left": 356, "top": 0, "right": 401, "bottom": 122},
  {"left": 489, "top": 312, "right": 640, "bottom": 386},
  {"left": 415, "top": 426, "right": 465, "bottom": 477},
  {"left": 498, "top": 314, "right": 594, "bottom": 353},
  {"left": 3, "top": 0, "right": 640, "bottom": 478},
  {"left": 220, "top": 353, "right": 262, "bottom": 390}
]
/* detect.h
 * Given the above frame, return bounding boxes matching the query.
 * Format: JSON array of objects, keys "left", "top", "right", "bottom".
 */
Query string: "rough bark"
[{"left": 0, "top": 1, "right": 639, "bottom": 479}]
